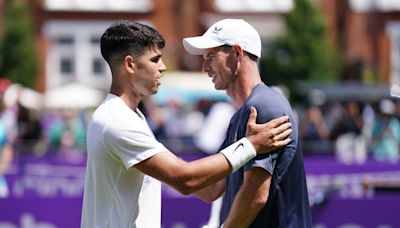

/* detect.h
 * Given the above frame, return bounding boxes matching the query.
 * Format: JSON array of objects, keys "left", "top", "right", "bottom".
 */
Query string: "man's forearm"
[
  {"left": 195, "top": 179, "right": 225, "bottom": 203},
  {"left": 222, "top": 168, "right": 271, "bottom": 227}
]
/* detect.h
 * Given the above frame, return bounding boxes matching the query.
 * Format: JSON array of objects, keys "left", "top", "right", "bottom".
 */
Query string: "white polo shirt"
[{"left": 81, "top": 94, "right": 168, "bottom": 228}]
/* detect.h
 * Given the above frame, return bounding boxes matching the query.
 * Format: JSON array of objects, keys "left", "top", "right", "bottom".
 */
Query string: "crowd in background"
[
  {"left": 0, "top": 85, "right": 399, "bottom": 166},
  {"left": 298, "top": 98, "right": 400, "bottom": 164}
]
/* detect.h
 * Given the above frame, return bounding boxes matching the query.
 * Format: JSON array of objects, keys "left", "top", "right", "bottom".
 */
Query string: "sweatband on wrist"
[{"left": 220, "top": 137, "right": 256, "bottom": 173}]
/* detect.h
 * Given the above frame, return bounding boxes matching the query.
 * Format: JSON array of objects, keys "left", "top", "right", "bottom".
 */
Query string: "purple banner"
[
  {"left": 305, "top": 155, "right": 400, "bottom": 228},
  {"left": 0, "top": 155, "right": 86, "bottom": 228},
  {"left": 1, "top": 154, "right": 400, "bottom": 228}
]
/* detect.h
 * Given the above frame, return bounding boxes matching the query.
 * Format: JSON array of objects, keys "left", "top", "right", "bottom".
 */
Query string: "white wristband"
[{"left": 220, "top": 137, "right": 256, "bottom": 173}]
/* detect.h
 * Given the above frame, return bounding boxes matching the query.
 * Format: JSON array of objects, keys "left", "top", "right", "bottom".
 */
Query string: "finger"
[
  {"left": 247, "top": 106, "right": 257, "bottom": 125},
  {"left": 266, "top": 115, "right": 289, "bottom": 128},
  {"left": 272, "top": 138, "right": 292, "bottom": 148},
  {"left": 274, "top": 122, "right": 292, "bottom": 135},
  {"left": 273, "top": 128, "right": 292, "bottom": 141}
]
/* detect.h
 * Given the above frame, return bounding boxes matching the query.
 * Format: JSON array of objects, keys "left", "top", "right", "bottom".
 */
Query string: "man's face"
[
  {"left": 202, "top": 46, "right": 237, "bottom": 90},
  {"left": 130, "top": 47, "right": 166, "bottom": 96}
]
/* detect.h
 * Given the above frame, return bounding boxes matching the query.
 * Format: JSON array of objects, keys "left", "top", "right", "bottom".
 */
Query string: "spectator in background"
[
  {"left": 300, "top": 105, "right": 329, "bottom": 140},
  {"left": 370, "top": 99, "right": 400, "bottom": 163},
  {"left": 361, "top": 101, "right": 376, "bottom": 146},
  {"left": 299, "top": 104, "right": 330, "bottom": 153},
  {"left": 194, "top": 101, "right": 235, "bottom": 154},
  {"left": 324, "top": 101, "right": 345, "bottom": 132},
  {"left": 156, "top": 97, "right": 190, "bottom": 152},
  {"left": 330, "top": 100, "right": 367, "bottom": 164},
  {"left": 330, "top": 101, "right": 363, "bottom": 139},
  {"left": 394, "top": 99, "right": 400, "bottom": 121},
  {"left": 0, "top": 96, "right": 13, "bottom": 198},
  {"left": 47, "top": 109, "right": 86, "bottom": 155},
  {"left": 15, "top": 102, "right": 42, "bottom": 155},
  {"left": 138, "top": 97, "right": 166, "bottom": 137}
]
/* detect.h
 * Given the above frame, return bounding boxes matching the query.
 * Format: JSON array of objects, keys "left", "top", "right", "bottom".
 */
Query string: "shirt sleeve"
[
  {"left": 103, "top": 122, "right": 168, "bottom": 169},
  {"left": 243, "top": 152, "right": 279, "bottom": 175},
  {"left": 242, "top": 91, "right": 286, "bottom": 175}
]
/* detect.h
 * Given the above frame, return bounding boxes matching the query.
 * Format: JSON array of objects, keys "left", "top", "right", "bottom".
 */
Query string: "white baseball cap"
[{"left": 183, "top": 19, "right": 262, "bottom": 58}]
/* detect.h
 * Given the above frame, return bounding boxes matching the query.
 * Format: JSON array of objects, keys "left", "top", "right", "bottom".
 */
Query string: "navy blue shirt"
[{"left": 219, "top": 83, "right": 312, "bottom": 228}]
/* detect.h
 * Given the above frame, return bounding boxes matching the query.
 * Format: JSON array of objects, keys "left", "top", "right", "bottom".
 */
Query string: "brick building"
[{"left": 1, "top": 0, "right": 400, "bottom": 92}]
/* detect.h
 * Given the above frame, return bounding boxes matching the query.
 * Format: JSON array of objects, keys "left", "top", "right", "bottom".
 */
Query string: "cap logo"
[{"left": 212, "top": 26, "right": 223, "bottom": 35}]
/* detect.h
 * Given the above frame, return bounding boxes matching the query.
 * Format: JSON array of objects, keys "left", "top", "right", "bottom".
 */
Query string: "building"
[
  {"left": 2, "top": 0, "right": 400, "bottom": 92},
  {"left": 319, "top": 0, "right": 400, "bottom": 85}
]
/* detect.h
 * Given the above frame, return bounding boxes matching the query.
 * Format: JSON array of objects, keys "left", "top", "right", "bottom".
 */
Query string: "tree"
[
  {"left": 261, "top": 0, "right": 342, "bottom": 101},
  {"left": 0, "top": 0, "right": 38, "bottom": 88}
]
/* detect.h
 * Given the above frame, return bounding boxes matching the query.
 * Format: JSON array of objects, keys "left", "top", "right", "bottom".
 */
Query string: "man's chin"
[
  {"left": 214, "top": 85, "right": 224, "bottom": 90},
  {"left": 153, "top": 86, "right": 160, "bottom": 94},
  {"left": 146, "top": 89, "right": 159, "bottom": 97}
]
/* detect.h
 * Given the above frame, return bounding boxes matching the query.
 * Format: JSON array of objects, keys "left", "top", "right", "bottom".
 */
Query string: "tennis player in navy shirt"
[{"left": 183, "top": 19, "right": 312, "bottom": 227}]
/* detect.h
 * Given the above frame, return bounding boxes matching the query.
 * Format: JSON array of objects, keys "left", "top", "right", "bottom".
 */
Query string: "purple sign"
[
  {"left": 305, "top": 155, "right": 400, "bottom": 228},
  {"left": 1, "top": 154, "right": 400, "bottom": 228},
  {"left": 0, "top": 155, "right": 86, "bottom": 228},
  {"left": 0, "top": 154, "right": 210, "bottom": 228}
]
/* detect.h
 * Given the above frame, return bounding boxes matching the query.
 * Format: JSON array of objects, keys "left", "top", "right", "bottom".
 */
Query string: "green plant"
[{"left": 0, "top": 0, "right": 38, "bottom": 88}]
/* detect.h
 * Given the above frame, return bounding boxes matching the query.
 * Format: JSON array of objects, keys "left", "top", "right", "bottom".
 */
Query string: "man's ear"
[
  {"left": 232, "top": 45, "right": 244, "bottom": 59},
  {"left": 124, "top": 55, "right": 135, "bottom": 73}
]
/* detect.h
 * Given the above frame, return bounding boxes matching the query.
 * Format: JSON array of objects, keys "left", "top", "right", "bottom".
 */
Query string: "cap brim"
[{"left": 183, "top": 36, "right": 224, "bottom": 55}]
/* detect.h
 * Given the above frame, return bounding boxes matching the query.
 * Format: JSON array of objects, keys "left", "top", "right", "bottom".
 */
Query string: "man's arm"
[
  {"left": 195, "top": 178, "right": 225, "bottom": 203},
  {"left": 135, "top": 150, "right": 231, "bottom": 195},
  {"left": 135, "top": 107, "right": 290, "bottom": 195},
  {"left": 222, "top": 168, "right": 271, "bottom": 228}
]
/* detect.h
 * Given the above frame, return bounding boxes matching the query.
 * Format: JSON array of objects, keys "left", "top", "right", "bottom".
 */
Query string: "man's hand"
[{"left": 246, "top": 107, "right": 292, "bottom": 154}]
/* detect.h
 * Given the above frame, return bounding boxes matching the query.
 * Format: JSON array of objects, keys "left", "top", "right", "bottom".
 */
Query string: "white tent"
[
  {"left": 45, "top": 82, "right": 106, "bottom": 109},
  {"left": 3, "top": 83, "right": 44, "bottom": 111}
]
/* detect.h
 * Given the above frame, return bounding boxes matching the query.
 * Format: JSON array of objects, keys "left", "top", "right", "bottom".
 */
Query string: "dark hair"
[{"left": 100, "top": 20, "right": 165, "bottom": 64}]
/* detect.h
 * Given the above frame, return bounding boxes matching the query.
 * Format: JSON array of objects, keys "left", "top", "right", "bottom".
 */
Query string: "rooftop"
[{"left": 44, "top": 0, "right": 153, "bottom": 12}]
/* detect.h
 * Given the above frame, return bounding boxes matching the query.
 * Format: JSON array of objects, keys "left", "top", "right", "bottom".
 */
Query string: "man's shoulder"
[{"left": 246, "top": 85, "right": 292, "bottom": 117}]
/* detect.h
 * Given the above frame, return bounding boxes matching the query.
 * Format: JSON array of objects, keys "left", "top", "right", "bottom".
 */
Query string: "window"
[
  {"left": 90, "top": 37, "right": 101, "bottom": 45},
  {"left": 44, "top": 21, "right": 114, "bottom": 89},
  {"left": 57, "top": 37, "right": 74, "bottom": 45},
  {"left": 45, "top": 0, "right": 153, "bottom": 12},
  {"left": 55, "top": 36, "right": 75, "bottom": 76},
  {"left": 214, "top": 0, "right": 293, "bottom": 12},
  {"left": 60, "top": 57, "right": 74, "bottom": 74},
  {"left": 387, "top": 22, "right": 400, "bottom": 85},
  {"left": 92, "top": 58, "right": 105, "bottom": 75}
]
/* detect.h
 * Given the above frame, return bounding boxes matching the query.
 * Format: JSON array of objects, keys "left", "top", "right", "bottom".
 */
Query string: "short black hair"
[{"left": 100, "top": 20, "right": 165, "bottom": 64}]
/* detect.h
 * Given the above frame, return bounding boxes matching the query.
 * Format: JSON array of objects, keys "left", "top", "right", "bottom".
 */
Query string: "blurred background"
[{"left": 0, "top": 0, "right": 400, "bottom": 227}]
